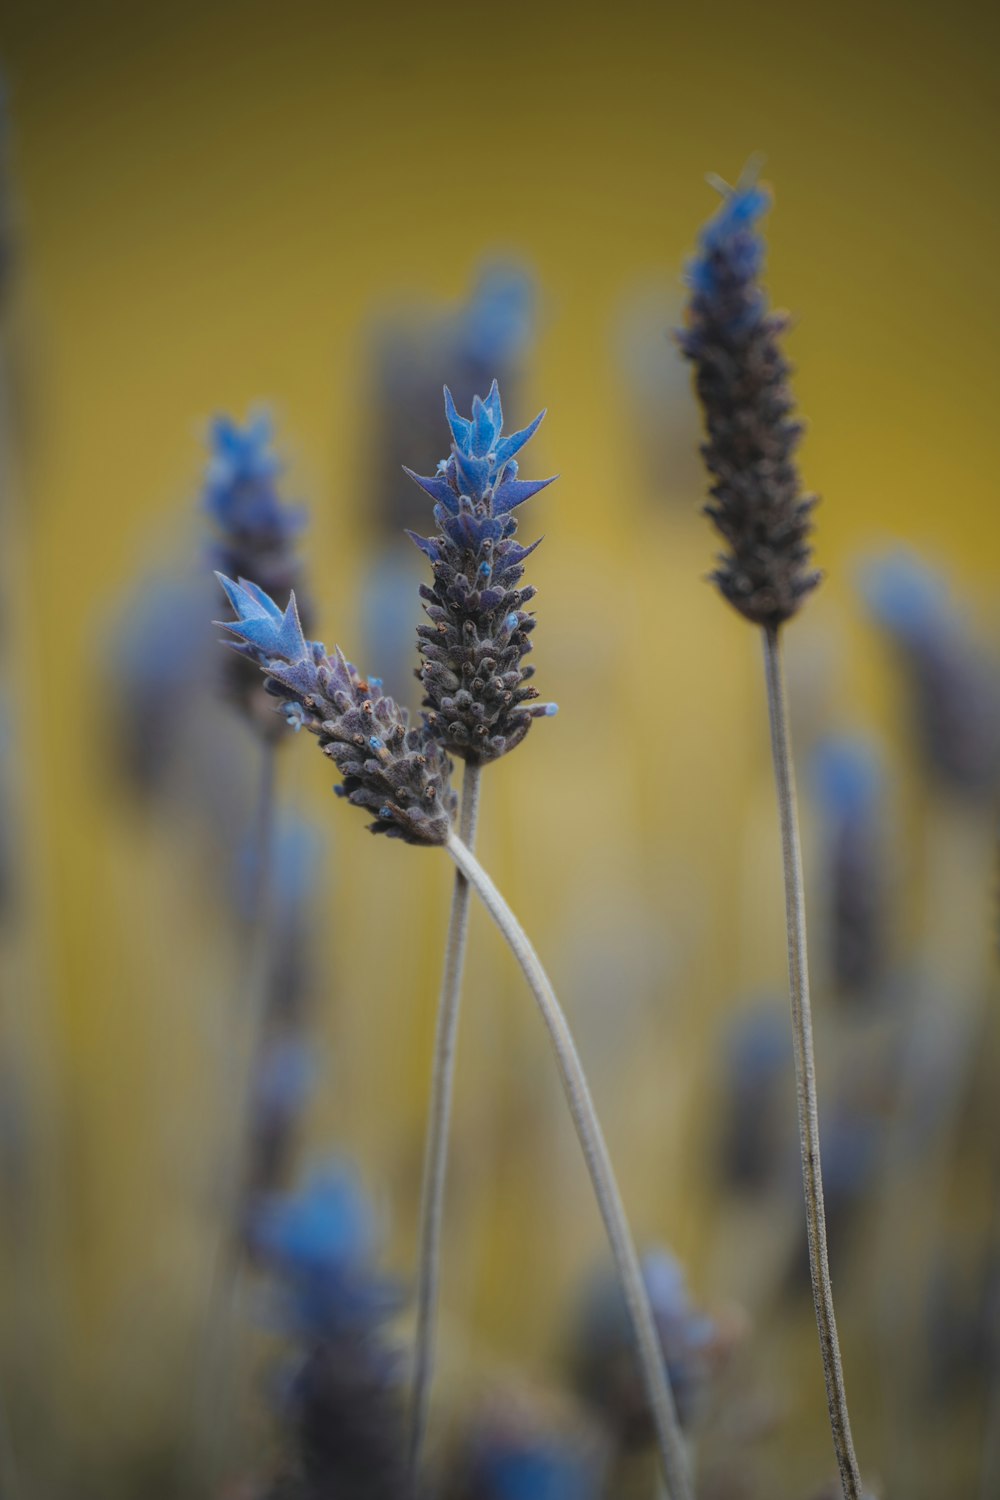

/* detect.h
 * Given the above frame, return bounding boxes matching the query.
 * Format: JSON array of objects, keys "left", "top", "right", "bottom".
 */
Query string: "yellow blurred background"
[{"left": 0, "top": 0, "right": 998, "bottom": 1496}]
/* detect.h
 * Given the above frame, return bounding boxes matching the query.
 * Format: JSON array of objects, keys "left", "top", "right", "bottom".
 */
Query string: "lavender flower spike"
[
  {"left": 679, "top": 169, "right": 821, "bottom": 627},
  {"left": 406, "top": 381, "right": 558, "bottom": 762},
  {"left": 216, "top": 575, "right": 456, "bottom": 845}
]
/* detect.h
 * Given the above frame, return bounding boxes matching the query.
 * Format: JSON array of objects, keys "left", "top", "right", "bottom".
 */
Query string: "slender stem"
[
  {"left": 445, "top": 832, "right": 693, "bottom": 1500},
  {"left": 408, "top": 760, "right": 482, "bottom": 1486},
  {"left": 181, "top": 736, "right": 279, "bottom": 1500},
  {"left": 761, "top": 625, "right": 862, "bottom": 1500}
]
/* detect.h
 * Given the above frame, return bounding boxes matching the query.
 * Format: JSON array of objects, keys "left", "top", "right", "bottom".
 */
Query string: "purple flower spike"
[
  {"left": 215, "top": 575, "right": 456, "bottom": 845},
  {"left": 679, "top": 168, "right": 821, "bottom": 628},
  {"left": 406, "top": 383, "right": 558, "bottom": 763}
]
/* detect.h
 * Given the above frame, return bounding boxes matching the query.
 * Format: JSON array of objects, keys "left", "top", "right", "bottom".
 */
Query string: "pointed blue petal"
[
  {"left": 471, "top": 394, "right": 496, "bottom": 457},
  {"left": 405, "top": 529, "right": 440, "bottom": 563},
  {"left": 492, "top": 475, "right": 557, "bottom": 514},
  {"left": 443, "top": 387, "right": 472, "bottom": 450},
  {"left": 275, "top": 593, "right": 308, "bottom": 660},
  {"left": 493, "top": 407, "right": 545, "bottom": 468},
  {"left": 453, "top": 448, "right": 492, "bottom": 499},
  {"left": 504, "top": 536, "right": 543, "bottom": 566},
  {"left": 484, "top": 379, "right": 503, "bottom": 430},
  {"left": 403, "top": 466, "right": 459, "bottom": 514},
  {"left": 237, "top": 577, "right": 284, "bottom": 620},
  {"left": 215, "top": 572, "right": 273, "bottom": 623}
]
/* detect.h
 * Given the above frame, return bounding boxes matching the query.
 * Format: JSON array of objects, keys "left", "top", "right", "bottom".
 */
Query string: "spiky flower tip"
[
  {"left": 216, "top": 575, "right": 456, "bottom": 845},
  {"left": 405, "top": 381, "right": 558, "bottom": 762},
  {"left": 679, "top": 170, "right": 821, "bottom": 628},
  {"left": 203, "top": 412, "right": 311, "bottom": 735}
]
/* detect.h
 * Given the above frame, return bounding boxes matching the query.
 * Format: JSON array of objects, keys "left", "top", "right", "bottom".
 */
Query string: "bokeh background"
[{"left": 0, "top": 0, "right": 998, "bottom": 1496}]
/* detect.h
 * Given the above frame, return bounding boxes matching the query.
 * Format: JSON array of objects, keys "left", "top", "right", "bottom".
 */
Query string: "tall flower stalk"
[
  {"left": 187, "top": 413, "right": 310, "bottom": 1496},
  {"left": 679, "top": 168, "right": 862, "bottom": 1500},
  {"left": 213, "top": 576, "right": 693, "bottom": 1499},
  {"left": 444, "top": 832, "right": 693, "bottom": 1500},
  {"left": 403, "top": 382, "right": 556, "bottom": 1479}
]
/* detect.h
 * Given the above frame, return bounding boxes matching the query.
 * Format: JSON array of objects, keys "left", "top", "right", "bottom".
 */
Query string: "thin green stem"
[
  {"left": 408, "top": 759, "right": 482, "bottom": 1487},
  {"left": 762, "top": 625, "right": 862, "bottom": 1500},
  {"left": 181, "top": 736, "right": 279, "bottom": 1500},
  {"left": 445, "top": 832, "right": 693, "bottom": 1500}
]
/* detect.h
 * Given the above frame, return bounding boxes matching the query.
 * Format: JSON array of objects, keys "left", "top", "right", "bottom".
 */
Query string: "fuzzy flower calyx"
[
  {"left": 679, "top": 170, "right": 821, "bottom": 628},
  {"left": 405, "top": 381, "right": 557, "bottom": 762},
  {"left": 216, "top": 576, "right": 455, "bottom": 845}
]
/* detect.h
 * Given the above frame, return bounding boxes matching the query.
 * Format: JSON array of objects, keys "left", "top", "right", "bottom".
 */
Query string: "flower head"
[
  {"left": 679, "top": 169, "right": 821, "bottom": 628},
  {"left": 859, "top": 550, "right": 1000, "bottom": 797},
  {"left": 447, "top": 1385, "right": 606, "bottom": 1500},
  {"left": 251, "top": 1163, "right": 397, "bottom": 1337},
  {"left": 406, "top": 381, "right": 557, "bottom": 761},
  {"left": 204, "top": 411, "right": 311, "bottom": 736},
  {"left": 254, "top": 1164, "right": 408, "bottom": 1500},
  {"left": 216, "top": 575, "right": 455, "bottom": 844},
  {"left": 569, "top": 1248, "right": 727, "bottom": 1442},
  {"left": 810, "top": 737, "right": 888, "bottom": 998}
]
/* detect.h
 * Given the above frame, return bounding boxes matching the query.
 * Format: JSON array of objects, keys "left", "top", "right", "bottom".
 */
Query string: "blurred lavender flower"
[
  {"left": 204, "top": 412, "right": 311, "bottom": 737},
  {"left": 254, "top": 1164, "right": 408, "bottom": 1500},
  {"left": 679, "top": 169, "right": 821, "bottom": 627},
  {"left": 216, "top": 576, "right": 456, "bottom": 843},
  {"left": 859, "top": 549, "right": 1000, "bottom": 798},
  {"left": 569, "top": 1248, "right": 722, "bottom": 1443},
  {"left": 445, "top": 1388, "right": 606, "bottom": 1500},
  {"left": 406, "top": 381, "right": 557, "bottom": 761},
  {"left": 252, "top": 1164, "right": 396, "bottom": 1335},
  {"left": 717, "top": 1003, "right": 794, "bottom": 1192},
  {"left": 109, "top": 567, "right": 219, "bottom": 797},
  {"left": 368, "top": 262, "right": 537, "bottom": 539},
  {"left": 810, "top": 736, "right": 888, "bottom": 999}
]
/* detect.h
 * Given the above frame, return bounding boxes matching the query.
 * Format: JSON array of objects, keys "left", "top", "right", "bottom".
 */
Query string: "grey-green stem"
[
  {"left": 762, "top": 625, "right": 862, "bottom": 1500},
  {"left": 445, "top": 831, "right": 693, "bottom": 1500},
  {"left": 408, "top": 759, "right": 482, "bottom": 1486}
]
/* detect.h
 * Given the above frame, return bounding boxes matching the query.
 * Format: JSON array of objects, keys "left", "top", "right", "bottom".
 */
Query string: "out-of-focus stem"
[
  {"left": 182, "top": 736, "right": 278, "bottom": 1500},
  {"left": 762, "top": 624, "right": 862, "bottom": 1500},
  {"left": 445, "top": 832, "right": 693, "bottom": 1500},
  {"left": 408, "top": 760, "right": 482, "bottom": 1487}
]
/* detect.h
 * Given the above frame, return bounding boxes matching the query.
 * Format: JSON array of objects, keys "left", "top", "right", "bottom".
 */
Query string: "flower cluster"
[
  {"left": 810, "top": 736, "right": 887, "bottom": 999},
  {"left": 216, "top": 576, "right": 456, "bottom": 845},
  {"left": 252, "top": 1166, "right": 408, "bottom": 1500},
  {"left": 204, "top": 412, "right": 311, "bottom": 734},
  {"left": 679, "top": 172, "right": 821, "bottom": 628},
  {"left": 860, "top": 550, "right": 1000, "bottom": 799},
  {"left": 569, "top": 1248, "right": 725, "bottom": 1442},
  {"left": 406, "top": 382, "right": 557, "bottom": 762},
  {"left": 445, "top": 1387, "right": 606, "bottom": 1500}
]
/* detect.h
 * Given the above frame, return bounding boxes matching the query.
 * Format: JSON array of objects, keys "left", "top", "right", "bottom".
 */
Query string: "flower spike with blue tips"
[
  {"left": 405, "top": 381, "right": 558, "bottom": 762},
  {"left": 215, "top": 575, "right": 456, "bottom": 845},
  {"left": 679, "top": 166, "right": 820, "bottom": 627}
]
